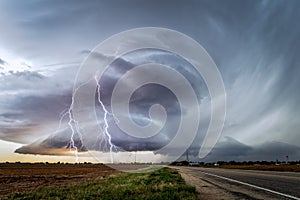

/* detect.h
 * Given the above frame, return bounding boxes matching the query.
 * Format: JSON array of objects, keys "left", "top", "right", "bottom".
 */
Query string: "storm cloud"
[
  {"left": 0, "top": 58, "right": 7, "bottom": 66},
  {"left": 199, "top": 137, "right": 300, "bottom": 162}
]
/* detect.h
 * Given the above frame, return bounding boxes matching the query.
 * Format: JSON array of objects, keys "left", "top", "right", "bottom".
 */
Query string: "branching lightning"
[
  {"left": 59, "top": 47, "right": 122, "bottom": 163},
  {"left": 54, "top": 73, "right": 118, "bottom": 163},
  {"left": 54, "top": 78, "right": 94, "bottom": 163},
  {"left": 65, "top": 79, "right": 90, "bottom": 163},
  {"left": 94, "top": 73, "right": 119, "bottom": 163}
]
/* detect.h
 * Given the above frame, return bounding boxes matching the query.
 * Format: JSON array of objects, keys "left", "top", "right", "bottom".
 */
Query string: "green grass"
[{"left": 8, "top": 168, "right": 197, "bottom": 200}]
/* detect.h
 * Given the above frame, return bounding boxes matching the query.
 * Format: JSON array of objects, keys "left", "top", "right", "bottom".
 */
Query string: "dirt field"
[
  {"left": 5, "top": 167, "right": 197, "bottom": 200},
  {"left": 0, "top": 163, "right": 118, "bottom": 198}
]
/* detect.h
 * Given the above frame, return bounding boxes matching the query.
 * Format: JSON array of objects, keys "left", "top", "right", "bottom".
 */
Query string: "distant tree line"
[{"left": 170, "top": 160, "right": 300, "bottom": 166}]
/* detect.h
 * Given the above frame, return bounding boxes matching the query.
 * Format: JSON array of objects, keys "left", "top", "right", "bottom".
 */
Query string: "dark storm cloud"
[
  {"left": 93, "top": 49, "right": 209, "bottom": 152},
  {"left": 0, "top": 125, "right": 38, "bottom": 143},
  {"left": 14, "top": 48, "right": 208, "bottom": 154},
  {"left": 0, "top": 92, "right": 72, "bottom": 143},
  {"left": 0, "top": 69, "right": 75, "bottom": 143},
  {"left": 17, "top": 134, "right": 300, "bottom": 162},
  {"left": 0, "top": 58, "right": 7, "bottom": 65},
  {"left": 15, "top": 128, "right": 87, "bottom": 155},
  {"left": 198, "top": 137, "right": 300, "bottom": 162}
]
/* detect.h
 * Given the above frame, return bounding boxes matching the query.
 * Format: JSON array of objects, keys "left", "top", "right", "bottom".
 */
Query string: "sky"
[{"left": 0, "top": 0, "right": 300, "bottom": 163}]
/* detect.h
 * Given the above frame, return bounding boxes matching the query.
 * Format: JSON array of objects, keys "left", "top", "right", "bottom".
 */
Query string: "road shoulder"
[
  {"left": 179, "top": 169, "right": 236, "bottom": 199},
  {"left": 172, "top": 167, "right": 288, "bottom": 200}
]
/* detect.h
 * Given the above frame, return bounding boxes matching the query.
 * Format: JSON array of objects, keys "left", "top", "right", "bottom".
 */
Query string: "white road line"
[{"left": 199, "top": 170, "right": 300, "bottom": 200}]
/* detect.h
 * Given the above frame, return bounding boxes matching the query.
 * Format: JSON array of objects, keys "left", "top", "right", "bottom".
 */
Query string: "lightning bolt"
[
  {"left": 61, "top": 47, "right": 122, "bottom": 163},
  {"left": 54, "top": 72, "right": 118, "bottom": 163},
  {"left": 54, "top": 78, "right": 94, "bottom": 163},
  {"left": 94, "top": 73, "right": 119, "bottom": 163},
  {"left": 65, "top": 80, "right": 89, "bottom": 163}
]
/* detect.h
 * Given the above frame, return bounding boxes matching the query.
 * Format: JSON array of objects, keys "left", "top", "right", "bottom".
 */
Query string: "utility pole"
[
  {"left": 186, "top": 149, "right": 189, "bottom": 162},
  {"left": 135, "top": 144, "right": 137, "bottom": 164}
]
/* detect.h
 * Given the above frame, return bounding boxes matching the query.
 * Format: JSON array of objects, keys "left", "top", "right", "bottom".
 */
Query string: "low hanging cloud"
[
  {"left": 199, "top": 137, "right": 300, "bottom": 162},
  {"left": 15, "top": 128, "right": 87, "bottom": 156},
  {"left": 0, "top": 68, "right": 76, "bottom": 143},
  {"left": 15, "top": 134, "right": 300, "bottom": 163},
  {"left": 15, "top": 49, "right": 208, "bottom": 156}
]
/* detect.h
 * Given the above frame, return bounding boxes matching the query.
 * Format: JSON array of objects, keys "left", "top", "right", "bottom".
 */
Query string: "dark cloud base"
[
  {"left": 198, "top": 137, "right": 300, "bottom": 162},
  {"left": 16, "top": 135, "right": 300, "bottom": 163}
]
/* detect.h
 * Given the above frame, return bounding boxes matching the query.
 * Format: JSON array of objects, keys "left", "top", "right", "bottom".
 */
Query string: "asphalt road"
[{"left": 174, "top": 167, "right": 300, "bottom": 200}]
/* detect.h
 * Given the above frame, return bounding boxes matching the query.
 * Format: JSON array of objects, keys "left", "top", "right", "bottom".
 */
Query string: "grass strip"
[{"left": 8, "top": 167, "right": 197, "bottom": 200}]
